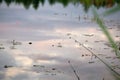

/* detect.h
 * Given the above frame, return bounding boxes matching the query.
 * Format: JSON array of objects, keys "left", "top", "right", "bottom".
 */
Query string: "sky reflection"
[{"left": 0, "top": 1, "right": 120, "bottom": 80}]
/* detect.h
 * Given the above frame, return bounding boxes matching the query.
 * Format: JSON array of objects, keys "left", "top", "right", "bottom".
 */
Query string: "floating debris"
[
  {"left": 81, "top": 54, "right": 84, "bottom": 57},
  {"left": 33, "top": 65, "right": 37, "bottom": 67},
  {"left": 4, "top": 65, "right": 13, "bottom": 68},
  {"left": 52, "top": 45, "right": 54, "bottom": 47},
  {"left": 33, "top": 65, "right": 45, "bottom": 68},
  {"left": 88, "top": 47, "right": 93, "bottom": 50},
  {"left": 88, "top": 61, "right": 95, "bottom": 64},
  {"left": 66, "top": 33, "right": 71, "bottom": 36},
  {"left": 75, "top": 40, "right": 78, "bottom": 43},
  {"left": 29, "top": 42, "right": 32, "bottom": 45},
  {"left": 57, "top": 43, "right": 62, "bottom": 48},
  {"left": 111, "top": 65, "right": 119, "bottom": 69},
  {"left": 116, "top": 66, "right": 120, "bottom": 69},
  {"left": 108, "top": 27, "right": 113, "bottom": 29},
  {"left": 103, "top": 48, "right": 109, "bottom": 49},
  {"left": 57, "top": 45, "right": 62, "bottom": 48},
  {"left": 113, "top": 56, "right": 120, "bottom": 59},
  {"left": 0, "top": 47, "right": 5, "bottom": 49},
  {"left": 12, "top": 40, "right": 22, "bottom": 45},
  {"left": 97, "top": 54, "right": 106, "bottom": 56},
  {"left": 105, "top": 56, "right": 112, "bottom": 59},
  {"left": 85, "top": 54, "right": 90, "bottom": 56},
  {"left": 83, "top": 34, "right": 94, "bottom": 37},
  {"left": 94, "top": 41, "right": 100, "bottom": 43},
  {"left": 52, "top": 68, "right": 56, "bottom": 70},
  {"left": 69, "top": 37, "right": 71, "bottom": 39},
  {"left": 115, "top": 35, "right": 120, "bottom": 37},
  {"left": 68, "top": 60, "right": 70, "bottom": 63},
  {"left": 85, "top": 40, "right": 88, "bottom": 42}
]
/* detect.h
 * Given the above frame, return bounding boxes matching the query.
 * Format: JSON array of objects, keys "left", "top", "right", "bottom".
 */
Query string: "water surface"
[{"left": 0, "top": 0, "right": 120, "bottom": 80}]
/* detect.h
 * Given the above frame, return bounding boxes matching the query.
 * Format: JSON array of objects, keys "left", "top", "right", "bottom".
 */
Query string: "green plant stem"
[{"left": 92, "top": 6, "right": 120, "bottom": 57}]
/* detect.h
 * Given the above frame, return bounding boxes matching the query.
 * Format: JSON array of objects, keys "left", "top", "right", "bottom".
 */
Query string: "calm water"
[{"left": 0, "top": 0, "right": 120, "bottom": 80}]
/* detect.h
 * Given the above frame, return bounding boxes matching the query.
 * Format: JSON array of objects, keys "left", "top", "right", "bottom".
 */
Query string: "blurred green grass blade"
[
  {"left": 103, "top": 4, "right": 120, "bottom": 16},
  {"left": 92, "top": 6, "right": 120, "bottom": 79},
  {"left": 92, "top": 6, "right": 120, "bottom": 57}
]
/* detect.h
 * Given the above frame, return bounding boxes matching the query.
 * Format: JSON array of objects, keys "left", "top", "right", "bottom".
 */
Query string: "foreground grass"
[
  {"left": 92, "top": 6, "right": 120, "bottom": 80},
  {"left": 92, "top": 6, "right": 120, "bottom": 57}
]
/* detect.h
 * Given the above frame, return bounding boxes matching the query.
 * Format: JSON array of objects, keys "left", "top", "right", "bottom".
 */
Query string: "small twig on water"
[
  {"left": 68, "top": 36, "right": 120, "bottom": 78},
  {"left": 68, "top": 60, "right": 80, "bottom": 80}
]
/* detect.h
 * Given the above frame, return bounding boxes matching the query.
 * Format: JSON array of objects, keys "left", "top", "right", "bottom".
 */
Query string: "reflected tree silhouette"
[
  {"left": 0, "top": 0, "right": 2, "bottom": 5},
  {"left": 0, "top": 0, "right": 120, "bottom": 11},
  {"left": 4, "top": 0, "right": 12, "bottom": 6},
  {"left": 49, "top": 0, "right": 55, "bottom": 5},
  {"left": 32, "top": 0, "right": 39, "bottom": 9}
]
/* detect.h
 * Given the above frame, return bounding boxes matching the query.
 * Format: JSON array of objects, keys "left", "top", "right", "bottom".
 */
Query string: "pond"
[{"left": 0, "top": 0, "right": 120, "bottom": 80}]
